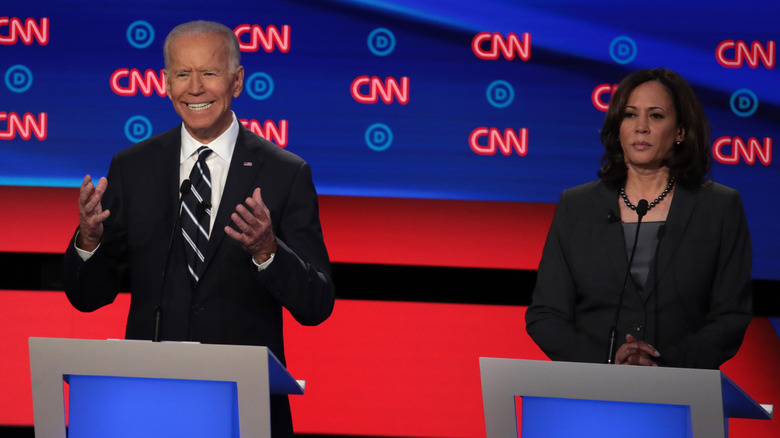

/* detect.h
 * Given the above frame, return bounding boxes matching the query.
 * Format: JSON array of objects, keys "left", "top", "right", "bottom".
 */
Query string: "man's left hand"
[{"left": 225, "top": 188, "right": 277, "bottom": 263}]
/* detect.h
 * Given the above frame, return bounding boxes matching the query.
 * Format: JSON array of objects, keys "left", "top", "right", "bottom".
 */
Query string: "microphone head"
[
  {"left": 636, "top": 199, "right": 649, "bottom": 218},
  {"left": 180, "top": 179, "right": 192, "bottom": 193}
]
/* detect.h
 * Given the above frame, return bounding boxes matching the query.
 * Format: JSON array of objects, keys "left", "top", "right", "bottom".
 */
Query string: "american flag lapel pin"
[{"left": 243, "top": 161, "right": 253, "bottom": 167}]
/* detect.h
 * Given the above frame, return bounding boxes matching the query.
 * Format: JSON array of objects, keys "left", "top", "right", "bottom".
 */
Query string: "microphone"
[
  {"left": 153, "top": 179, "right": 191, "bottom": 342},
  {"left": 606, "top": 199, "right": 649, "bottom": 364},
  {"left": 635, "top": 199, "right": 649, "bottom": 219}
]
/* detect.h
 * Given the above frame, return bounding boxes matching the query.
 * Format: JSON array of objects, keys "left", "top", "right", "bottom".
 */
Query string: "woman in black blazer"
[{"left": 525, "top": 68, "right": 752, "bottom": 369}]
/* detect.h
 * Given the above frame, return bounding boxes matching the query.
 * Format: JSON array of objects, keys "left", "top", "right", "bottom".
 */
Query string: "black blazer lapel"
[
  {"left": 642, "top": 186, "right": 697, "bottom": 304},
  {"left": 594, "top": 183, "right": 630, "bottom": 290},
  {"left": 200, "top": 128, "right": 266, "bottom": 275}
]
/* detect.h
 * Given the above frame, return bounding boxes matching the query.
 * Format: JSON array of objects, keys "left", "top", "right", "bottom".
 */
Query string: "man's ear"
[
  {"left": 165, "top": 71, "right": 173, "bottom": 101},
  {"left": 233, "top": 66, "right": 244, "bottom": 98}
]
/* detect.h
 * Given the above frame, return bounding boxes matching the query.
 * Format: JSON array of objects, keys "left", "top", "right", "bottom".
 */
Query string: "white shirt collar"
[{"left": 179, "top": 112, "right": 239, "bottom": 164}]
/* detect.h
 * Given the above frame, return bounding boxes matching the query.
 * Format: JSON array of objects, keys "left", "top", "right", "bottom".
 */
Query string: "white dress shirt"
[{"left": 179, "top": 113, "right": 238, "bottom": 234}]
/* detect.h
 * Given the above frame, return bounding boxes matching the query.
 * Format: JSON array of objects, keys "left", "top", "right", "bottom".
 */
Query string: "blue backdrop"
[{"left": 2, "top": 0, "right": 778, "bottom": 278}]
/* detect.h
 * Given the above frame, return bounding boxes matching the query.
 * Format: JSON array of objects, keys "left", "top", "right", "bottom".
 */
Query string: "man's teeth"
[{"left": 188, "top": 102, "right": 213, "bottom": 111}]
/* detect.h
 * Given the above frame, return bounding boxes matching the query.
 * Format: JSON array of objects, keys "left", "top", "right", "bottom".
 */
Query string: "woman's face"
[{"left": 618, "top": 81, "right": 684, "bottom": 172}]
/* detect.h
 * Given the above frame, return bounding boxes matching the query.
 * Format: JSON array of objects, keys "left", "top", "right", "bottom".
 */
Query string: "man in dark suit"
[{"left": 62, "top": 20, "right": 334, "bottom": 437}]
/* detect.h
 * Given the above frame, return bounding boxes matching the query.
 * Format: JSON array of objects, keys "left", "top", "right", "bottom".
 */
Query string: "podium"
[
  {"left": 480, "top": 357, "right": 773, "bottom": 438},
  {"left": 29, "top": 337, "right": 304, "bottom": 438}
]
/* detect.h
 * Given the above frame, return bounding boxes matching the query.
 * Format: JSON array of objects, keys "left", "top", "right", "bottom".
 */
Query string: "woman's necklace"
[{"left": 620, "top": 177, "right": 675, "bottom": 212}]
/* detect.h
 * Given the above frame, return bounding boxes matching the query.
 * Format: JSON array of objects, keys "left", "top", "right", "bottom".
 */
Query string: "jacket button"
[{"left": 633, "top": 323, "right": 643, "bottom": 332}]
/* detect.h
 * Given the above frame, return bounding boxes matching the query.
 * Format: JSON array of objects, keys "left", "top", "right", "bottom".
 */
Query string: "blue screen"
[{"left": 2, "top": 0, "right": 777, "bottom": 278}]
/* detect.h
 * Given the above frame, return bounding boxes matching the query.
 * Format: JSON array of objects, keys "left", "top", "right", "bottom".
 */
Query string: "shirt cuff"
[
  {"left": 74, "top": 230, "right": 99, "bottom": 261},
  {"left": 251, "top": 252, "right": 275, "bottom": 271}
]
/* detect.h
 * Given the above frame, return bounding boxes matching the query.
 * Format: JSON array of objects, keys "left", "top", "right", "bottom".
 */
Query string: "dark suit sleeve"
[
  {"left": 525, "top": 189, "right": 606, "bottom": 363},
  {"left": 62, "top": 155, "right": 127, "bottom": 312},
  {"left": 656, "top": 188, "right": 752, "bottom": 368},
  {"left": 257, "top": 161, "right": 334, "bottom": 326}
]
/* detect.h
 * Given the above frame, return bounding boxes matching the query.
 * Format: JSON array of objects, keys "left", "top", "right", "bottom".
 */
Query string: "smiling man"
[{"left": 62, "top": 21, "right": 334, "bottom": 437}]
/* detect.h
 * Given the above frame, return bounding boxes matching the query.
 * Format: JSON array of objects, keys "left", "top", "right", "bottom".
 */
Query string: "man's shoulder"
[
  {"left": 238, "top": 125, "right": 306, "bottom": 166},
  {"left": 117, "top": 126, "right": 181, "bottom": 158}
]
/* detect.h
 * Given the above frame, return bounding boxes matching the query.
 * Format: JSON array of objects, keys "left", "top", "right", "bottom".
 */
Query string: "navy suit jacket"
[
  {"left": 525, "top": 180, "right": 752, "bottom": 369},
  {"left": 62, "top": 124, "right": 334, "bottom": 436}
]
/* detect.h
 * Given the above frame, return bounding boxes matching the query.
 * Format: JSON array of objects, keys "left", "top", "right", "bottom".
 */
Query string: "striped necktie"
[{"left": 181, "top": 146, "right": 213, "bottom": 284}]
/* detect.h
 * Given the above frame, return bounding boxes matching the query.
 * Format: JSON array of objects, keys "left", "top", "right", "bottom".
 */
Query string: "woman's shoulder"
[
  {"left": 687, "top": 181, "right": 742, "bottom": 202},
  {"left": 561, "top": 180, "right": 609, "bottom": 202}
]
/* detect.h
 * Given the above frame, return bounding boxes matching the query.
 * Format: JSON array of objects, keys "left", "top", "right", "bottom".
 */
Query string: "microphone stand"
[{"left": 606, "top": 199, "right": 648, "bottom": 364}]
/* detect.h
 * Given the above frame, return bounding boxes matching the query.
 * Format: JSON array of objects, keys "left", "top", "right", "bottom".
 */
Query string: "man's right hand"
[{"left": 76, "top": 175, "right": 110, "bottom": 252}]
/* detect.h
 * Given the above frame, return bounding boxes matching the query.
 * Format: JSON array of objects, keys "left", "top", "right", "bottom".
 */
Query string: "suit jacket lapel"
[
  {"left": 595, "top": 183, "right": 630, "bottom": 290},
  {"left": 201, "top": 127, "right": 266, "bottom": 275},
  {"left": 642, "top": 185, "right": 696, "bottom": 304}
]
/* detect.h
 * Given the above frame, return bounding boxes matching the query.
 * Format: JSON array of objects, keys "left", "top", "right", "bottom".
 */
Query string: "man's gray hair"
[{"left": 163, "top": 20, "right": 241, "bottom": 72}]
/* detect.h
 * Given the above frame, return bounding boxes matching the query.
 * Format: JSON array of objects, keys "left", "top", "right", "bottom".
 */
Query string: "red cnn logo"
[
  {"left": 713, "top": 136, "right": 772, "bottom": 165},
  {"left": 0, "top": 112, "right": 47, "bottom": 140},
  {"left": 0, "top": 17, "right": 49, "bottom": 45},
  {"left": 235, "top": 24, "right": 290, "bottom": 53},
  {"left": 351, "top": 76, "right": 409, "bottom": 105},
  {"left": 469, "top": 127, "right": 528, "bottom": 156},
  {"left": 716, "top": 40, "right": 775, "bottom": 69},
  {"left": 592, "top": 84, "right": 619, "bottom": 112},
  {"left": 472, "top": 32, "right": 531, "bottom": 61},
  {"left": 240, "top": 119, "right": 288, "bottom": 148},
  {"left": 110, "top": 69, "right": 166, "bottom": 97}
]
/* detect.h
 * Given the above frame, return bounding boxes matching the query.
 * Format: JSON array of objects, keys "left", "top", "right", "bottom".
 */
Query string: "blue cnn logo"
[
  {"left": 487, "top": 80, "right": 515, "bottom": 108},
  {"left": 5, "top": 65, "right": 33, "bottom": 93},
  {"left": 610, "top": 36, "right": 637, "bottom": 64},
  {"left": 365, "top": 123, "right": 393, "bottom": 151},
  {"left": 730, "top": 89, "right": 758, "bottom": 117},
  {"left": 368, "top": 28, "right": 395, "bottom": 57},
  {"left": 124, "top": 116, "right": 153, "bottom": 143},
  {"left": 127, "top": 21, "right": 155, "bottom": 49},
  {"left": 246, "top": 72, "right": 274, "bottom": 100}
]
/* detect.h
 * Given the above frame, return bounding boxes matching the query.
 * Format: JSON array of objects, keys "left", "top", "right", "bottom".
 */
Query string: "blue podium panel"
[
  {"left": 67, "top": 375, "right": 239, "bottom": 438},
  {"left": 519, "top": 396, "right": 690, "bottom": 438}
]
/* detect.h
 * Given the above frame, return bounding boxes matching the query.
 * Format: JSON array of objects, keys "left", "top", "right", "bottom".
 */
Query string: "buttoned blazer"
[
  {"left": 63, "top": 124, "right": 335, "bottom": 365},
  {"left": 525, "top": 180, "right": 752, "bottom": 369}
]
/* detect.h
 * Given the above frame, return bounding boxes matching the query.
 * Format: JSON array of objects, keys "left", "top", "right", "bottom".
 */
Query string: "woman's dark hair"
[{"left": 598, "top": 68, "right": 712, "bottom": 189}]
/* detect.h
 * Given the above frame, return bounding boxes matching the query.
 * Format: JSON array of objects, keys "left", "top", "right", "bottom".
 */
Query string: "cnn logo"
[
  {"left": 472, "top": 32, "right": 531, "bottom": 61},
  {"left": 0, "top": 112, "right": 47, "bottom": 140},
  {"left": 713, "top": 137, "right": 772, "bottom": 166},
  {"left": 716, "top": 40, "right": 775, "bottom": 69},
  {"left": 110, "top": 69, "right": 166, "bottom": 97},
  {"left": 351, "top": 76, "right": 409, "bottom": 105},
  {"left": 0, "top": 17, "right": 49, "bottom": 45},
  {"left": 235, "top": 24, "right": 290, "bottom": 53},
  {"left": 469, "top": 128, "right": 528, "bottom": 156}
]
